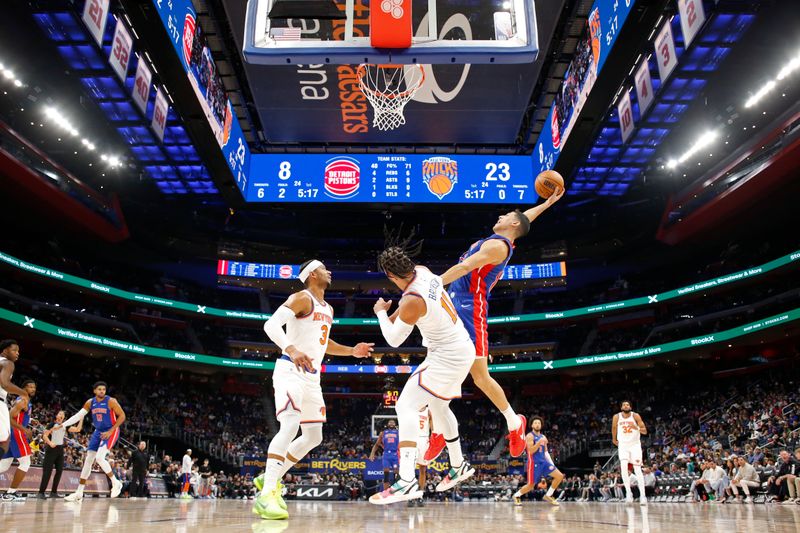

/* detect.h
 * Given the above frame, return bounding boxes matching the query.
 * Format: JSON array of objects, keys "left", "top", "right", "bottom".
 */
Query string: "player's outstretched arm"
[
  {"left": 0, "top": 362, "right": 27, "bottom": 398},
  {"left": 521, "top": 186, "right": 564, "bottom": 223},
  {"left": 374, "top": 296, "right": 425, "bottom": 348},
  {"left": 633, "top": 413, "right": 647, "bottom": 435},
  {"left": 440, "top": 239, "right": 509, "bottom": 286},
  {"left": 611, "top": 414, "right": 619, "bottom": 446},
  {"left": 59, "top": 399, "right": 92, "bottom": 429},
  {"left": 326, "top": 339, "right": 374, "bottom": 358},
  {"left": 264, "top": 292, "right": 315, "bottom": 372}
]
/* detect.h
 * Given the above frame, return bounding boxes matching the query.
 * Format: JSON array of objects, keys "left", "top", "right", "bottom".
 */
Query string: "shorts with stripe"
[
  {"left": 88, "top": 428, "right": 120, "bottom": 452},
  {"left": 4, "top": 427, "right": 32, "bottom": 458},
  {"left": 0, "top": 401, "right": 8, "bottom": 442},
  {"left": 452, "top": 292, "right": 489, "bottom": 358},
  {"left": 273, "top": 359, "right": 327, "bottom": 424},
  {"left": 527, "top": 459, "right": 556, "bottom": 485}
]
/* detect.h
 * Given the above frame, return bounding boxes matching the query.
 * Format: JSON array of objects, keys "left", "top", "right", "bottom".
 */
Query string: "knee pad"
[
  {"left": 268, "top": 412, "right": 302, "bottom": 455},
  {"left": 17, "top": 455, "right": 31, "bottom": 472},
  {"left": 81, "top": 452, "right": 97, "bottom": 479}
]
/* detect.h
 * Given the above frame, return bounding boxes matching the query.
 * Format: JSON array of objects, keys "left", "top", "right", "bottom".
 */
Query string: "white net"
[{"left": 357, "top": 64, "right": 425, "bottom": 131}]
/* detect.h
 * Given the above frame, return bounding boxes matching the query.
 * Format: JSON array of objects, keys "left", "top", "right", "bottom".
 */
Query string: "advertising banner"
[
  {"left": 533, "top": 0, "right": 638, "bottom": 175},
  {"left": 149, "top": 0, "right": 250, "bottom": 195}
]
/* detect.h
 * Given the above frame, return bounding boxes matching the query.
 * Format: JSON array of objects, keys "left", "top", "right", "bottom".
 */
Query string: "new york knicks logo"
[
  {"left": 324, "top": 157, "right": 360, "bottom": 199},
  {"left": 422, "top": 157, "right": 458, "bottom": 200}
]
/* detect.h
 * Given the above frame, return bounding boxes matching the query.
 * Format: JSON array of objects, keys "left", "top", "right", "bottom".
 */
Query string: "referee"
[{"left": 38, "top": 410, "right": 67, "bottom": 498}]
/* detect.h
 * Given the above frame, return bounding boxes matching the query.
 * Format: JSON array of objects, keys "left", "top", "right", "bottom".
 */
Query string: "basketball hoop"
[{"left": 357, "top": 64, "right": 425, "bottom": 131}]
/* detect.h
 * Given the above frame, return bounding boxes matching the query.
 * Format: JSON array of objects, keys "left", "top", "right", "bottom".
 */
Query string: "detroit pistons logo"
[
  {"left": 422, "top": 157, "right": 458, "bottom": 200},
  {"left": 324, "top": 157, "right": 360, "bottom": 199},
  {"left": 279, "top": 265, "right": 293, "bottom": 279},
  {"left": 182, "top": 13, "right": 196, "bottom": 66},
  {"left": 551, "top": 107, "right": 561, "bottom": 150}
]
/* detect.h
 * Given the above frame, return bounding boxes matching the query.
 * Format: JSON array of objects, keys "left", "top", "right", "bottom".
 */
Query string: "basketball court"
[{"left": 3, "top": 500, "right": 798, "bottom": 532}]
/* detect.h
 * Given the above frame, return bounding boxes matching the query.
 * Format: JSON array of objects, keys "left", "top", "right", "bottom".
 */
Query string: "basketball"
[
  {"left": 428, "top": 175, "right": 454, "bottom": 197},
  {"left": 535, "top": 170, "right": 564, "bottom": 199}
]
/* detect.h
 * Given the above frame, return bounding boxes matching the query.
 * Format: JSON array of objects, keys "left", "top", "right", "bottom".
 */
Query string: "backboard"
[{"left": 243, "top": 0, "right": 538, "bottom": 65}]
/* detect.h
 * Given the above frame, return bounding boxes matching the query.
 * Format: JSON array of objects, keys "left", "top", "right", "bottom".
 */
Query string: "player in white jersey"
[
  {"left": 612, "top": 400, "right": 648, "bottom": 505},
  {"left": 369, "top": 244, "right": 476, "bottom": 505},
  {"left": 0, "top": 340, "right": 29, "bottom": 457},
  {"left": 253, "top": 259, "right": 373, "bottom": 520}
]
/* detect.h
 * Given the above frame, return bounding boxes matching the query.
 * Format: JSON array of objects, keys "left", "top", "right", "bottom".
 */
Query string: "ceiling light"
[{"left": 745, "top": 80, "right": 776, "bottom": 108}]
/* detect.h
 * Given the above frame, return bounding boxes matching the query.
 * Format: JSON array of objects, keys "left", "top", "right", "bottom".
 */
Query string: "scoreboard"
[
  {"left": 245, "top": 154, "right": 537, "bottom": 204},
  {"left": 218, "top": 260, "right": 566, "bottom": 281},
  {"left": 216, "top": 260, "right": 298, "bottom": 279},
  {"left": 503, "top": 262, "right": 567, "bottom": 280}
]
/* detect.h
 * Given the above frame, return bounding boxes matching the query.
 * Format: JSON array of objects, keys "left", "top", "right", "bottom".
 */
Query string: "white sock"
[
  {"left": 501, "top": 406, "right": 520, "bottom": 431},
  {"left": 633, "top": 467, "right": 645, "bottom": 497},
  {"left": 445, "top": 437, "right": 464, "bottom": 469},
  {"left": 277, "top": 460, "right": 296, "bottom": 480},
  {"left": 262, "top": 458, "right": 283, "bottom": 494},
  {"left": 621, "top": 467, "right": 632, "bottom": 495},
  {"left": 546, "top": 487, "right": 554, "bottom": 497},
  {"left": 399, "top": 447, "right": 417, "bottom": 482},
  {"left": 513, "top": 490, "right": 521, "bottom": 498},
  {"left": 76, "top": 484, "right": 85, "bottom": 495},
  {"left": 7, "top": 488, "right": 16, "bottom": 494}
]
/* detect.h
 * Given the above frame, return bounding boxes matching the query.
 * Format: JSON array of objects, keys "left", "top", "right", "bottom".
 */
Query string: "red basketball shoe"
[
  {"left": 424, "top": 433, "right": 446, "bottom": 462},
  {"left": 507, "top": 415, "right": 527, "bottom": 457}
]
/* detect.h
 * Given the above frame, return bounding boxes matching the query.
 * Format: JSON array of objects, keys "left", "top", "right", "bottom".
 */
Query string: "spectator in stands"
[
  {"left": 766, "top": 449, "right": 798, "bottom": 502},
  {"left": 690, "top": 460, "right": 725, "bottom": 502},
  {"left": 729, "top": 456, "right": 760, "bottom": 503},
  {"left": 163, "top": 464, "right": 179, "bottom": 498}
]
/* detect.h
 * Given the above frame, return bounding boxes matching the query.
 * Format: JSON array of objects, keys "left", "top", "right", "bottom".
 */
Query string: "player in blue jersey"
[
  {"left": 430, "top": 183, "right": 564, "bottom": 458},
  {"left": 60, "top": 381, "right": 126, "bottom": 501},
  {"left": 370, "top": 419, "right": 400, "bottom": 490},
  {"left": 0, "top": 379, "right": 36, "bottom": 501},
  {"left": 513, "top": 416, "right": 564, "bottom": 506}
]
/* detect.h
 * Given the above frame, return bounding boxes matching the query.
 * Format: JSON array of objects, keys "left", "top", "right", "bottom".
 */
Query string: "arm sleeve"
[
  {"left": 263, "top": 306, "right": 297, "bottom": 352},
  {"left": 376, "top": 310, "right": 414, "bottom": 348},
  {"left": 62, "top": 408, "right": 88, "bottom": 428}
]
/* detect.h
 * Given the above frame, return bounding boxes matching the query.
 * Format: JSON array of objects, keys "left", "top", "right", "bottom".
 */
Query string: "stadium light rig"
[
  {"left": 745, "top": 50, "right": 800, "bottom": 108},
  {"left": 43, "top": 106, "right": 122, "bottom": 168},
  {"left": 0, "top": 61, "right": 23, "bottom": 87},
  {"left": 665, "top": 130, "right": 718, "bottom": 169}
]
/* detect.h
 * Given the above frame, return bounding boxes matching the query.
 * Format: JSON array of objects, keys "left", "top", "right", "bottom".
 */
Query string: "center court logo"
[
  {"left": 324, "top": 157, "right": 361, "bottom": 199},
  {"left": 422, "top": 157, "right": 458, "bottom": 200}
]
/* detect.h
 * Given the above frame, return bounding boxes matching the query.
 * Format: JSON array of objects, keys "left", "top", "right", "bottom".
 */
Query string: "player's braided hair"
[{"left": 378, "top": 225, "right": 423, "bottom": 278}]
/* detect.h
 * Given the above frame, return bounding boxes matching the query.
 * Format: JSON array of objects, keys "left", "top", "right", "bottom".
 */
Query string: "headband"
[{"left": 298, "top": 260, "right": 323, "bottom": 283}]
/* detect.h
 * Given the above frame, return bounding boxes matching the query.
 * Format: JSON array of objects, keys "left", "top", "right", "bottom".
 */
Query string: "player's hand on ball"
[
  {"left": 287, "top": 346, "right": 315, "bottom": 373},
  {"left": 353, "top": 342, "right": 375, "bottom": 358},
  {"left": 545, "top": 186, "right": 565, "bottom": 205},
  {"left": 373, "top": 298, "right": 392, "bottom": 314}
]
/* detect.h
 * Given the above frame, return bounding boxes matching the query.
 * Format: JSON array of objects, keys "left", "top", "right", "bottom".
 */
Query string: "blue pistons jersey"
[
  {"left": 382, "top": 428, "right": 399, "bottom": 455},
  {"left": 90, "top": 396, "right": 116, "bottom": 431}
]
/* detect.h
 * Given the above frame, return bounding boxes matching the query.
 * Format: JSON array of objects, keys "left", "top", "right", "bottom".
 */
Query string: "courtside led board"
[{"left": 246, "top": 153, "right": 536, "bottom": 204}]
